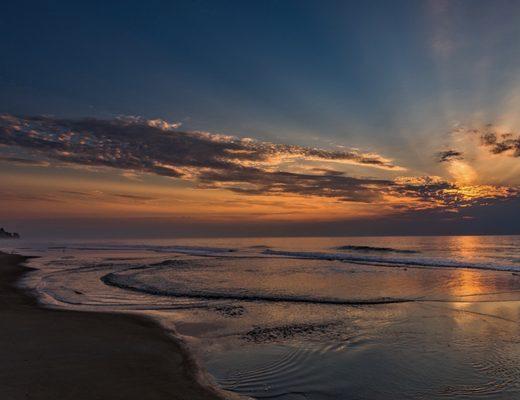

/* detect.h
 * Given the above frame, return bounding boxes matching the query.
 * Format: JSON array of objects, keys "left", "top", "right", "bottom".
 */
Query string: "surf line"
[{"left": 101, "top": 272, "right": 414, "bottom": 306}]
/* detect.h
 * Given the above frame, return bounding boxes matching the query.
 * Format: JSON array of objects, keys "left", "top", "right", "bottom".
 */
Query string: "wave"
[
  {"left": 101, "top": 272, "right": 413, "bottom": 306},
  {"left": 48, "top": 243, "right": 236, "bottom": 256},
  {"left": 334, "top": 245, "right": 418, "bottom": 254},
  {"left": 262, "top": 249, "right": 520, "bottom": 272}
]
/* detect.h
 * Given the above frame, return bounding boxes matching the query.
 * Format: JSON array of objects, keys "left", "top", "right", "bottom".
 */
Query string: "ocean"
[{"left": 4, "top": 235, "right": 520, "bottom": 399}]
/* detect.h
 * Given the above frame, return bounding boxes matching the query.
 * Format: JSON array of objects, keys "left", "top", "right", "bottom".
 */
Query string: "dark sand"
[{"left": 0, "top": 252, "right": 238, "bottom": 400}]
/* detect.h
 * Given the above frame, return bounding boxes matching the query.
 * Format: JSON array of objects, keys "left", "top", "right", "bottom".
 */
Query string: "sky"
[{"left": 2, "top": 0, "right": 520, "bottom": 238}]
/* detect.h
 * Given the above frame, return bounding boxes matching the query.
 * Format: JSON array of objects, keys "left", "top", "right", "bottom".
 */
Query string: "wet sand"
[{"left": 0, "top": 252, "right": 238, "bottom": 400}]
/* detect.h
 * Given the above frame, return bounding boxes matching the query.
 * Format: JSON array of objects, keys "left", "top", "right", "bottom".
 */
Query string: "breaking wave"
[
  {"left": 334, "top": 245, "right": 418, "bottom": 254},
  {"left": 263, "top": 249, "right": 520, "bottom": 272},
  {"left": 48, "top": 243, "right": 237, "bottom": 255}
]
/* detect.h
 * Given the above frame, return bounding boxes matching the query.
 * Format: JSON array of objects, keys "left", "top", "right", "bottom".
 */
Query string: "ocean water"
[{"left": 3, "top": 235, "right": 520, "bottom": 399}]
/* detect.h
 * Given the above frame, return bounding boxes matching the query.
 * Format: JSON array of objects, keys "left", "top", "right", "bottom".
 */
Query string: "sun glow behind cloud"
[
  {"left": 438, "top": 124, "right": 520, "bottom": 187},
  {"left": 446, "top": 160, "right": 477, "bottom": 185}
]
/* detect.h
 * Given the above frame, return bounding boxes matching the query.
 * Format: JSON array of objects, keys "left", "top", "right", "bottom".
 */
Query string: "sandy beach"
[{"left": 0, "top": 251, "right": 235, "bottom": 400}]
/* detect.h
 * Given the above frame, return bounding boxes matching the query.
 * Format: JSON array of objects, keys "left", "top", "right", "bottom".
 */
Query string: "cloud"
[
  {"left": 58, "top": 190, "right": 158, "bottom": 202},
  {"left": 197, "top": 167, "right": 392, "bottom": 202},
  {"left": 479, "top": 128, "right": 520, "bottom": 156},
  {"left": 0, "top": 115, "right": 402, "bottom": 176},
  {"left": 0, "top": 114, "right": 404, "bottom": 204},
  {"left": 0, "top": 155, "right": 50, "bottom": 166},
  {"left": 436, "top": 149, "right": 464, "bottom": 162},
  {"left": 393, "top": 176, "right": 516, "bottom": 209},
  {"left": 452, "top": 124, "right": 520, "bottom": 157},
  {"left": 110, "top": 193, "right": 157, "bottom": 201},
  {"left": 0, "top": 114, "right": 517, "bottom": 211},
  {"left": 0, "top": 191, "right": 65, "bottom": 203}
]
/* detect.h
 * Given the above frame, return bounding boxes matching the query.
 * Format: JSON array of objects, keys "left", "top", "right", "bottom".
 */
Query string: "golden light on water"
[{"left": 450, "top": 269, "right": 488, "bottom": 297}]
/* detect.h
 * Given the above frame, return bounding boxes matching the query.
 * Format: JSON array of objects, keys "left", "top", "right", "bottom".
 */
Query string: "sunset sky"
[{"left": 2, "top": 0, "right": 520, "bottom": 237}]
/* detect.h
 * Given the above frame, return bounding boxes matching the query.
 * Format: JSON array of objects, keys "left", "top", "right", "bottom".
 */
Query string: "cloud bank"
[
  {"left": 0, "top": 114, "right": 516, "bottom": 211},
  {"left": 0, "top": 114, "right": 401, "bottom": 174}
]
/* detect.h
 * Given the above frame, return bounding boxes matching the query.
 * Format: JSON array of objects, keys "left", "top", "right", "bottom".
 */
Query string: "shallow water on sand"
[{"left": 4, "top": 235, "right": 520, "bottom": 399}]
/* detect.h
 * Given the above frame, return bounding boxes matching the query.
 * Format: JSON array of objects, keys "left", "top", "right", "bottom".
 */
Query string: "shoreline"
[{"left": 0, "top": 251, "right": 243, "bottom": 400}]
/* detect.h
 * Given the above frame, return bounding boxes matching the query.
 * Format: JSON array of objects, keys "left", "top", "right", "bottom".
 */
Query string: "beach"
[{"left": 0, "top": 251, "right": 236, "bottom": 400}]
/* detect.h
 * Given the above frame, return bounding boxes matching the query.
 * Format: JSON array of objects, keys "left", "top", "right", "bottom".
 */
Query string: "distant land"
[{"left": 0, "top": 228, "right": 20, "bottom": 239}]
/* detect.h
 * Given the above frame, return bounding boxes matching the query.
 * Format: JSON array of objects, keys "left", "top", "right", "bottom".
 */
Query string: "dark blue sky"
[
  {"left": 4, "top": 1, "right": 428, "bottom": 128},
  {"left": 5, "top": 0, "right": 514, "bottom": 150},
  {"left": 2, "top": 1, "right": 520, "bottom": 140}
]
